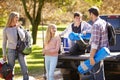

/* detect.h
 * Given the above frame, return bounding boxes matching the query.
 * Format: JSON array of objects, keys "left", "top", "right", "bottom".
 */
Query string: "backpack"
[
  {"left": 23, "top": 30, "right": 32, "bottom": 54},
  {"left": 106, "top": 22, "right": 116, "bottom": 46},
  {"left": 0, "top": 62, "right": 13, "bottom": 80},
  {"left": 16, "top": 29, "right": 32, "bottom": 55}
]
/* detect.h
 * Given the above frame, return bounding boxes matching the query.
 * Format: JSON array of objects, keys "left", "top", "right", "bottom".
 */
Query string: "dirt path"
[{"left": 16, "top": 69, "right": 63, "bottom": 80}]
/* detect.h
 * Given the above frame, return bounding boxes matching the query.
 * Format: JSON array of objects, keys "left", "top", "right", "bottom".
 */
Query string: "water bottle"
[{"left": 60, "top": 42, "right": 64, "bottom": 54}]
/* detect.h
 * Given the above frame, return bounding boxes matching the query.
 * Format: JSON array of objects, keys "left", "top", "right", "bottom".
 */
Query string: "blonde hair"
[
  {"left": 44, "top": 24, "right": 57, "bottom": 45},
  {"left": 6, "top": 12, "right": 19, "bottom": 27}
]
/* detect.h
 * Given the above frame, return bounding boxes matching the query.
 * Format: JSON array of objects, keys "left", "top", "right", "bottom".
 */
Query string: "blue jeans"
[
  {"left": 45, "top": 55, "right": 58, "bottom": 80},
  {"left": 7, "top": 49, "right": 29, "bottom": 80}
]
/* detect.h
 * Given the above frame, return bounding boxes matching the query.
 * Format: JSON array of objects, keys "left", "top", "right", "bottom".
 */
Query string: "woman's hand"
[
  {"left": 16, "top": 22, "right": 22, "bottom": 28},
  {"left": 3, "top": 56, "right": 7, "bottom": 61},
  {"left": 42, "top": 49, "right": 47, "bottom": 55}
]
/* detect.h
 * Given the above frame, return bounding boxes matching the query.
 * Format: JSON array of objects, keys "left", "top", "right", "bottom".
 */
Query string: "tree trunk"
[{"left": 32, "top": 24, "right": 38, "bottom": 44}]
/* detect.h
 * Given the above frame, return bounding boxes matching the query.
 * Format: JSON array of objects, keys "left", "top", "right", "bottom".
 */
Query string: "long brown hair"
[
  {"left": 44, "top": 24, "right": 57, "bottom": 45},
  {"left": 6, "top": 12, "right": 19, "bottom": 27}
]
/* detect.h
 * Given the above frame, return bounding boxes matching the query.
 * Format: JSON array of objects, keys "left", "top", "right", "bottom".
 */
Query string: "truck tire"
[{"left": 60, "top": 68, "right": 80, "bottom": 80}]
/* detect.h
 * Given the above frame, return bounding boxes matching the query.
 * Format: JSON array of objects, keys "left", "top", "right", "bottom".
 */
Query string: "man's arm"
[
  {"left": 90, "top": 24, "right": 101, "bottom": 65},
  {"left": 90, "top": 48, "right": 97, "bottom": 65},
  {"left": 59, "top": 23, "right": 72, "bottom": 36}
]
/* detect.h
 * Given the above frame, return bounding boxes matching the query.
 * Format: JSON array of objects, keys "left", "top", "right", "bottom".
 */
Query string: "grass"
[
  {"left": 30, "top": 24, "right": 67, "bottom": 31},
  {"left": 14, "top": 45, "right": 45, "bottom": 77}
]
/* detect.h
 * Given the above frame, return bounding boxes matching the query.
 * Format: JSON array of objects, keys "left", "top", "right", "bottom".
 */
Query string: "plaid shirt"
[{"left": 90, "top": 17, "right": 109, "bottom": 50}]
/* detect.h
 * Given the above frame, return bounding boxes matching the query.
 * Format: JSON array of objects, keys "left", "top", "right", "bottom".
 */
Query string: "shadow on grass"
[
  {"left": 37, "top": 27, "right": 65, "bottom": 31},
  {"left": 15, "top": 65, "right": 44, "bottom": 76},
  {"left": 29, "top": 46, "right": 44, "bottom": 59},
  {"left": 0, "top": 48, "right": 3, "bottom": 58},
  {"left": 34, "top": 25, "right": 66, "bottom": 31},
  {"left": 27, "top": 45, "right": 45, "bottom": 76}
]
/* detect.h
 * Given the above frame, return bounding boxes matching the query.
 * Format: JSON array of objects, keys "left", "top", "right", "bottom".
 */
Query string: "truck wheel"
[{"left": 60, "top": 69, "right": 71, "bottom": 80}]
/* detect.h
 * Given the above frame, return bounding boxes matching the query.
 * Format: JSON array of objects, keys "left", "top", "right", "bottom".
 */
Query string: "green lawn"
[{"left": 14, "top": 45, "right": 44, "bottom": 77}]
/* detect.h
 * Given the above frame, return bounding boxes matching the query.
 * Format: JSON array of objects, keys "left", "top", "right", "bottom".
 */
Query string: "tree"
[
  {"left": 101, "top": 0, "right": 120, "bottom": 14},
  {"left": 1, "top": 0, "right": 119, "bottom": 44},
  {"left": 0, "top": 0, "right": 24, "bottom": 27},
  {"left": 21, "top": 0, "right": 72, "bottom": 44},
  {"left": 21, "top": 0, "right": 44, "bottom": 44},
  {"left": 84, "top": 0, "right": 102, "bottom": 7}
]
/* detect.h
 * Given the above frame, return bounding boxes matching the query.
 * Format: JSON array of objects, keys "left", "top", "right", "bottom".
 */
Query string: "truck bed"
[{"left": 58, "top": 52, "right": 120, "bottom": 61}]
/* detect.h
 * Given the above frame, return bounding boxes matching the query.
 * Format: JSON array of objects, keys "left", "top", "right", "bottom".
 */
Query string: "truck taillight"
[{"left": 108, "top": 15, "right": 119, "bottom": 18}]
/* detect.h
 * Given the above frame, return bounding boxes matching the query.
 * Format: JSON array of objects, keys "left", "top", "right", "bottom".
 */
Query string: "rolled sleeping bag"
[
  {"left": 69, "top": 32, "right": 91, "bottom": 41},
  {"left": 78, "top": 47, "right": 110, "bottom": 74}
]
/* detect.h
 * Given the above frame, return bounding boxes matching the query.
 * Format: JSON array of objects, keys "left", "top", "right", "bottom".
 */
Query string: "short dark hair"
[
  {"left": 88, "top": 6, "right": 99, "bottom": 16},
  {"left": 74, "top": 12, "right": 82, "bottom": 18}
]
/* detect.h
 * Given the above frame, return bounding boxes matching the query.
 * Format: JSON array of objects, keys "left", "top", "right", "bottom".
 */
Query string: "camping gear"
[
  {"left": 69, "top": 32, "right": 91, "bottom": 41},
  {"left": 0, "top": 59, "right": 13, "bottom": 80},
  {"left": 68, "top": 32, "right": 91, "bottom": 55},
  {"left": 78, "top": 47, "right": 110, "bottom": 74}
]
